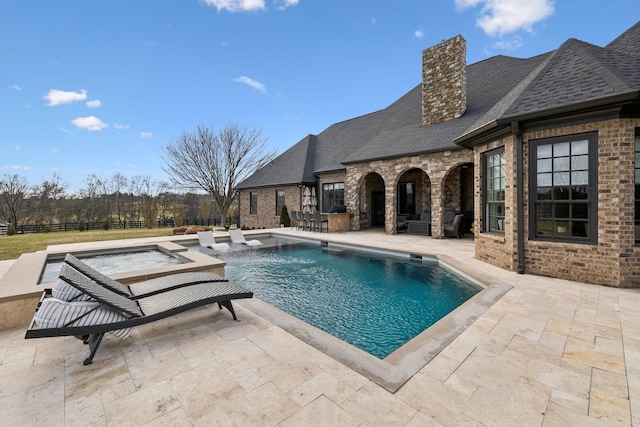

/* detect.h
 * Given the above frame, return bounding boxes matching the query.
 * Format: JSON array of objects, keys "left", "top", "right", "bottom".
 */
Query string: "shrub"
[
  {"left": 7, "top": 226, "right": 16, "bottom": 236},
  {"left": 77, "top": 220, "right": 86, "bottom": 232},
  {"left": 184, "top": 226, "right": 212, "bottom": 235},
  {"left": 42, "top": 225, "right": 51, "bottom": 233},
  {"left": 172, "top": 226, "right": 188, "bottom": 235},
  {"left": 102, "top": 219, "right": 111, "bottom": 230},
  {"left": 280, "top": 205, "right": 291, "bottom": 227}
]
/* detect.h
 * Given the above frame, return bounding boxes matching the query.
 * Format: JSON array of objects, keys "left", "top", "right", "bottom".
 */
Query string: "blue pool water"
[{"left": 215, "top": 237, "right": 482, "bottom": 359}]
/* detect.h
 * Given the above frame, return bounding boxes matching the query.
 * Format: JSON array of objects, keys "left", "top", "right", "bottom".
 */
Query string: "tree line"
[{"left": 0, "top": 172, "right": 231, "bottom": 232}]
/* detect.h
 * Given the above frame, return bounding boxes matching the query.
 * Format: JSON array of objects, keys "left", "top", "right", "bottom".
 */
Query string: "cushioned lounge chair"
[
  {"left": 197, "top": 231, "right": 231, "bottom": 251},
  {"left": 25, "top": 264, "right": 253, "bottom": 365},
  {"left": 228, "top": 229, "right": 262, "bottom": 246},
  {"left": 64, "top": 253, "right": 229, "bottom": 299}
]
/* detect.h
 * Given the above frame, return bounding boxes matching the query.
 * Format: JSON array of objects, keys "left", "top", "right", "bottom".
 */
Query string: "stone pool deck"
[{"left": 1, "top": 228, "right": 639, "bottom": 425}]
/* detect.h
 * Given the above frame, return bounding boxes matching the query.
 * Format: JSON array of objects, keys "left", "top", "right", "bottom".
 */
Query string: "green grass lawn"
[{"left": 0, "top": 229, "right": 174, "bottom": 261}]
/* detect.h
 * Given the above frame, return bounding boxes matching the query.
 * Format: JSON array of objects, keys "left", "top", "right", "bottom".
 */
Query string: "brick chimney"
[{"left": 422, "top": 35, "right": 466, "bottom": 126}]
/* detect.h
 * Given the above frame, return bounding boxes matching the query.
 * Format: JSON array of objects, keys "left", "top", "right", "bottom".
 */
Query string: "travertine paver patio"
[{"left": 1, "top": 229, "right": 639, "bottom": 425}]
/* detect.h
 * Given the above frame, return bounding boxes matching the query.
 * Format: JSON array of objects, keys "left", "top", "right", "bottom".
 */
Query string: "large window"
[
  {"left": 322, "top": 183, "right": 344, "bottom": 212},
  {"left": 275, "top": 190, "right": 285, "bottom": 216},
  {"left": 249, "top": 192, "right": 257, "bottom": 215},
  {"left": 635, "top": 129, "right": 640, "bottom": 245},
  {"left": 397, "top": 182, "right": 416, "bottom": 215},
  {"left": 484, "top": 148, "right": 505, "bottom": 233},
  {"left": 530, "top": 132, "right": 597, "bottom": 243}
]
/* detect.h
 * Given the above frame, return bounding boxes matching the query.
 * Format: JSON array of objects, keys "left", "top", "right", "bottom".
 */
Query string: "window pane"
[
  {"left": 554, "top": 186, "right": 570, "bottom": 200},
  {"left": 572, "top": 186, "right": 589, "bottom": 200},
  {"left": 537, "top": 219, "right": 553, "bottom": 235},
  {"left": 572, "top": 203, "right": 589, "bottom": 219},
  {"left": 537, "top": 203, "right": 552, "bottom": 218},
  {"left": 538, "top": 144, "right": 552, "bottom": 158},
  {"left": 555, "top": 221, "right": 570, "bottom": 236},
  {"left": 571, "top": 171, "right": 589, "bottom": 186},
  {"left": 571, "top": 140, "right": 588, "bottom": 155},
  {"left": 538, "top": 173, "right": 552, "bottom": 186},
  {"left": 555, "top": 142, "right": 570, "bottom": 157},
  {"left": 553, "top": 157, "right": 570, "bottom": 172},
  {"left": 571, "top": 155, "right": 588, "bottom": 170},
  {"left": 636, "top": 170, "right": 640, "bottom": 184},
  {"left": 554, "top": 172, "right": 570, "bottom": 186},
  {"left": 538, "top": 187, "right": 552, "bottom": 200},
  {"left": 555, "top": 203, "right": 569, "bottom": 218},
  {"left": 571, "top": 221, "right": 588, "bottom": 237},
  {"left": 537, "top": 158, "right": 552, "bottom": 173}
]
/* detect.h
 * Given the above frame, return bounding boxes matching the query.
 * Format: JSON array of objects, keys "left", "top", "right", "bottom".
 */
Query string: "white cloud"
[
  {"left": 140, "top": 131, "right": 153, "bottom": 139},
  {"left": 114, "top": 123, "right": 130, "bottom": 130},
  {"left": 414, "top": 29, "right": 424, "bottom": 39},
  {"left": 86, "top": 99, "right": 101, "bottom": 108},
  {"left": 455, "top": 0, "right": 554, "bottom": 36},
  {"left": 276, "top": 0, "right": 299, "bottom": 10},
  {"left": 14, "top": 146, "right": 20, "bottom": 150},
  {"left": 233, "top": 76, "right": 267, "bottom": 93},
  {"left": 8, "top": 84, "right": 21, "bottom": 91},
  {"left": 43, "top": 89, "right": 88, "bottom": 106},
  {"left": 3, "top": 165, "right": 30, "bottom": 170},
  {"left": 71, "top": 116, "right": 108, "bottom": 131},
  {"left": 202, "top": 0, "right": 266, "bottom": 12},
  {"left": 491, "top": 36, "right": 522, "bottom": 50}
]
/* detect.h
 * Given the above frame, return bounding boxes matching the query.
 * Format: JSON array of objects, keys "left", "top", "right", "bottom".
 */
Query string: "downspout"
[{"left": 512, "top": 121, "right": 525, "bottom": 274}]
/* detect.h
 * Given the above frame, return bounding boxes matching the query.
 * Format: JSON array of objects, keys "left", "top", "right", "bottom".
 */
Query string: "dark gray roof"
[{"left": 238, "top": 21, "right": 640, "bottom": 189}]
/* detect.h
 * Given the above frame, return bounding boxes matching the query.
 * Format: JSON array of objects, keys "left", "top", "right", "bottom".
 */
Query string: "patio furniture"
[
  {"left": 229, "top": 228, "right": 262, "bottom": 246},
  {"left": 314, "top": 211, "right": 328, "bottom": 232},
  {"left": 197, "top": 231, "right": 231, "bottom": 251},
  {"left": 25, "top": 264, "right": 253, "bottom": 365},
  {"left": 290, "top": 210, "right": 300, "bottom": 230},
  {"left": 63, "top": 254, "right": 229, "bottom": 299},
  {"left": 396, "top": 215, "right": 408, "bottom": 232},
  {"left": 406, "top": 211, "right": 431, "bottom": 236},
  {"left": 444, "top": 213, "right": 465, "bottom": 238},
  {"left": 303, "top": 211, "right": 313, "bottom": 231}
]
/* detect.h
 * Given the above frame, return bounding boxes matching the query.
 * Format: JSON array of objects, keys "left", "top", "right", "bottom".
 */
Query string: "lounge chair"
[
  {"left": 197, "top": 231, "right": 230, "bottom": 251},
  {"left": 228, "top": 229, "right": 262, "bottom": 246},
  {"left": 64, "top": 253, "right": 229, "bottom": 299},
  {"left": 444, "top": 213, "right": 465, "bottom": 238},
  {"left": 25, "top": 264, "right": 253, "bottom": 365}
]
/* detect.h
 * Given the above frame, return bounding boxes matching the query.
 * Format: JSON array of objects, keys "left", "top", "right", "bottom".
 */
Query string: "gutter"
[{"left": 512, "top": 121, "right": 525, "bottom": 274}]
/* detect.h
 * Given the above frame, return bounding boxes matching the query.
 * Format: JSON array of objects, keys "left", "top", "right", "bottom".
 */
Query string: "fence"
[{"left": 11, "top": 217, "right": 239, "bottom": 234}]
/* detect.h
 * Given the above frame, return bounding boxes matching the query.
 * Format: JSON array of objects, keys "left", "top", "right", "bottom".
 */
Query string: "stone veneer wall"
[
  {"left": 475, "top": 118, "right": 640, "bottom": 287},
  {"left": 345, "top": 148, "right": 473, "bottom": 236},
  {"left": 422, "top": 35, "right": 466, "bottom": 126},
  {"left": 238, "top": 185, "right": 302, "bottom": 229}
]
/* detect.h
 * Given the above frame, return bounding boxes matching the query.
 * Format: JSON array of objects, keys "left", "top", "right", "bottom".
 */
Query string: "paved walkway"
[{"left": 1, "top": 229, "right": 639, "bottom": 425}]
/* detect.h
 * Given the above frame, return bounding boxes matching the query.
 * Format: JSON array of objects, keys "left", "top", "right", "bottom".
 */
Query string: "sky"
[{"left": 1, "top": 0, "right": 638, "bottom": 193}]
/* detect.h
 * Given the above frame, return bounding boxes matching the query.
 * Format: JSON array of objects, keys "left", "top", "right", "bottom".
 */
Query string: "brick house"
[{"left": 237, "top": 21, "right": 640, "bottom": 287}]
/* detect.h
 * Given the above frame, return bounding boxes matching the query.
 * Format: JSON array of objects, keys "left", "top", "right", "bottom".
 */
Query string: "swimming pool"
[{"left": 212, "top": 236, "right": 482, "bottom": 359}]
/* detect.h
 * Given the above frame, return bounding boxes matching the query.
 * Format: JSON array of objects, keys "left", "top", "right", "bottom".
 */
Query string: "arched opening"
[
  {"left": 442, "top": 162, "right": 474, "bottom": 235},
  {"left": 357, "top": 172, "right": 385, "bottom": 229}
]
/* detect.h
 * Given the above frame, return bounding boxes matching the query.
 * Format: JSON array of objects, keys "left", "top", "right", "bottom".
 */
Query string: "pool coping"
[{"left": 237, "top": 231, "right": 513, "bottom": 392}]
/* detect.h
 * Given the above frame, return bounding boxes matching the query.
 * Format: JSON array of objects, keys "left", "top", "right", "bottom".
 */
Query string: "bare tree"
[
  {"left": 132, "top": 175, "right": 167, "bottom": 228},
  {"left": 162, "top": 121, "right": 276, "bottom": 220},
  {"left": 0, "top": 174, "right": 30, "bottom": 228}
]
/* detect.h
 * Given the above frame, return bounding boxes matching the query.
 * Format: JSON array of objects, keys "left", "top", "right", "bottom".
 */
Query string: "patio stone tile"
[
  {"left": 65, "top": 389, "right": 106, "bottom": 426},
  {"left": 0, "top": 356, "right": 62, "bottom": 398},
  {"left": 64, "top": 352, "right": 132, "bottom": 402},
  {"left": 104, "top": 380, "right": 180, "bottom": 426},
  {"left": 542, "top": 401, "right": 612, "bottom": 427},
  {"left": 213, "top": 336, "right": 268, "bottom": 369},
  {"left": 307, "top": 355, "right": 370, "bottom": 392},
  {"left": 589, "top": 368, "right": 632, "bottom": 424},
  {"left": 525, "top": 357, "right": 591, "bottom": 400},
  {"left": 280, "top": 395, "right": 360, "bottom": 427},
  {"left": 190, "top": 407, "right": 236, "bottom": 427},
  {"left": 452, "top": 350, "right": 528, "bottom": 396},
  {"left": 143, "top": 408, "right": 193, "bottom": 427},
  {"left": 506, "top": 335, "right": 564, "bottom": 365},
  {"left": 419, "top": 351, "right": 465, "bottom": 382},
  {"left": 461, "top": 384, "right": 545, "bottom": 426},
  {"left": 404, "top": 410, "right": 447, "bottom": 427},
  {"left": 258, "top": 358, "right": 323, "bottom": 393},
  {"left": 226, "top": 359, "right": 270, "bottom": 392},
  {"left": 549, "top": 388, "right": 589, "bottom": 414},
  {"left": 127, "top": 348, "right": 191, "bottom": 389},
  {"left": 341, "top": 381, "right": 417, "bottom": 426},
  {"left": 287, "top": 370, "right": 357, "bottom": 407},
  {"left": 174, "top": 324, "right": 226, "bottom": 368},
  {"left": 563, "top": 337, "right": 626, "bottom": 375},
  {"left": 546, "top": 318, "right": 596, "bottom": 342},
  {"left": 226, "top": 382, "right": 300, "bottom": 426}
]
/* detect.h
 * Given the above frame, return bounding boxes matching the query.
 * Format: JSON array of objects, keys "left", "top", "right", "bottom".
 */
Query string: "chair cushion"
[
  {"left": 35, "top": 298, "right": 131, "bottom": 338},
  {"left": 52, "top": 278, "right": 94, "bottom": 302},
  {"left": 420, "top": 211, "right": 431, "bottom": 222}
]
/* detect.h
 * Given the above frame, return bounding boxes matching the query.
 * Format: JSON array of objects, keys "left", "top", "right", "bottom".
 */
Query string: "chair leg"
[
  {"left": 84, "top": 332, "right": 105, "bottom": 365},
  {"left": 218, "top": 300, "right": 239, "bottom": 321}
]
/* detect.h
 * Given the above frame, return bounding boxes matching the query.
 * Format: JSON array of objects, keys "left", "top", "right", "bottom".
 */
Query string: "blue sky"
[{"left": 2, "top": 0, "right": 638, "bottom": 192}]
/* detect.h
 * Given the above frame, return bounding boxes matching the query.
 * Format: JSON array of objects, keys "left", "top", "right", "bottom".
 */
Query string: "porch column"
[
  {"left": 431, "top": 177, "right": 444, "bottom": 239},
  {"left": 385, "top": 183, "right": 397, "bottom": 234}
]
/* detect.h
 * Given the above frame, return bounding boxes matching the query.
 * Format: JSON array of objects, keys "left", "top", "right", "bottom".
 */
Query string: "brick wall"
[
  {"left": 474, "top": 118, "right": 640, "bottom": 287},
  {"left": 238, "top": 185, "right": 302, "bottom": 229}
]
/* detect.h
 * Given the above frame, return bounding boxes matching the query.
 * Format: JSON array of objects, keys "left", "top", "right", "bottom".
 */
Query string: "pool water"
[
  {"left": 216, "top": 237, "right": 482, "bottom": 359},
  {"left": 39, "top": 249, "right": 184, "bottom": 284}
]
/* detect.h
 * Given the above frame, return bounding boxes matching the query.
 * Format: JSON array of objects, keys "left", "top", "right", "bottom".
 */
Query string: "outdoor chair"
[
  {"left": 314, "top": 211, "right": 328, "bottom": 232},
  {"left": 63, "top": 253, "right": 229, "bottom": 299},
  {"left": 25, "top": 263, "right": 253, "bottom": 365},
  {"left": 290, "top": 210, "right": 300, "bottom": 230},
  {"left": 444, "top": 213, "right": 465, "bottom": 238},
  {"left": 303, "top": 211, "right": 314, "bottom": 231},
  {"left": 197, "top": 231, "right": 230, "bottom": 251},
  {"left": 228, "top": 228, "right": 262, "bottom": 246}
]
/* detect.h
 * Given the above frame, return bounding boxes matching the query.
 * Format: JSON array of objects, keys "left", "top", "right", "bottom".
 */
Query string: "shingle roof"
[{"left": 238, "top": 21, "right": 640, "bottom": 189}]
